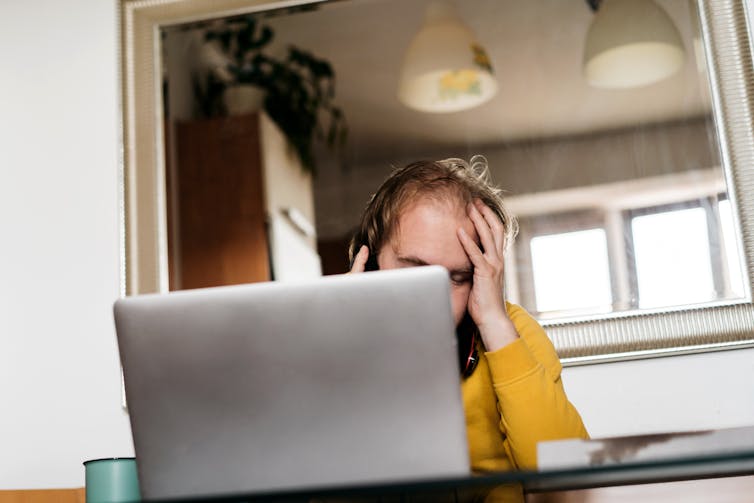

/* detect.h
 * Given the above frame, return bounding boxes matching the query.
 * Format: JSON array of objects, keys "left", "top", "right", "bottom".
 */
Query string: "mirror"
[{"left": 119, "top": 0, "right": 754, "bottom": 363}]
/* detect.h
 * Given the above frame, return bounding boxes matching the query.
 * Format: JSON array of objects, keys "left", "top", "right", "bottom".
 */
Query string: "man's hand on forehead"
[{"left": 457, "top": 199, "right": 518, "bottom": 352}]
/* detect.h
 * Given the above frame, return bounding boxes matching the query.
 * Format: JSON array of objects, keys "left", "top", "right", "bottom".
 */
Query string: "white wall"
[
  {"left": 0, "top": 0, "right": 753, "bottom": 491},
  {"left": 0, "top": 0, "right": 133, "bottom": 489},
  {"left": 563, "top": 348, "right": 754, "bottom": 439}
]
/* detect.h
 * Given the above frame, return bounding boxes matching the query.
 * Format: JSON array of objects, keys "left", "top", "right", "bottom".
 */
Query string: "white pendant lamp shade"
[
  {"left": 584, "top": 0, "right": 685, "bottom": 89},
  {"left": 398, "top": 2, "right": 497, "bottom": 113}
]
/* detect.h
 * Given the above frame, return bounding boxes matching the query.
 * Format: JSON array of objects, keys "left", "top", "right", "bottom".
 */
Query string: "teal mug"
[{"left": 84, "top": 457, "right": 141, "bottom": 503}]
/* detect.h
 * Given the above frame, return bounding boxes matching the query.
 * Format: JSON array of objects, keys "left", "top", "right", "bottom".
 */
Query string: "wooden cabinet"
[{"left": 167, "top": 112, "right": 319, "bottom": 290}]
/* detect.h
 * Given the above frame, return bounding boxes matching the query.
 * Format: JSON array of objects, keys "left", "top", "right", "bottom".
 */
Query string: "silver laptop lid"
[{"left": 114, "top": 266, "right": 470, "bottom": 500}]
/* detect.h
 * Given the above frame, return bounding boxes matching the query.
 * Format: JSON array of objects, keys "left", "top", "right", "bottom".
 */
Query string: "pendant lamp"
[
  {"left": 584, "top": 0, "right": 685, "bottom": 89},
  {"left": 398, "top": 2, "right": 497, "bottom": 113}
]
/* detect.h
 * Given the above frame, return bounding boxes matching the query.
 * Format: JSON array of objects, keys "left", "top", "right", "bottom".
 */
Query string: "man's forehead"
[
  {"left": 395, "top": 196, "right": 476, "bottom": 232},
  {"left": 390, "top": 233, "right": 473, "bottom": 274},
  {"left": 399, "top": 193, "right": 466, "bottom": 218}
]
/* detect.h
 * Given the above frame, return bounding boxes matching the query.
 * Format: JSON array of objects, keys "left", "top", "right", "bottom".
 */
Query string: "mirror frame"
[{"left": 118, "top": 0, "right": 754, "bottom": 364}]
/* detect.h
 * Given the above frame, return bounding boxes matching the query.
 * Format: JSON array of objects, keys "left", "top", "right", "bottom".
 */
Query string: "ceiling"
[{"left": 200, "top": 0, "right": 714, "bottom": 162}]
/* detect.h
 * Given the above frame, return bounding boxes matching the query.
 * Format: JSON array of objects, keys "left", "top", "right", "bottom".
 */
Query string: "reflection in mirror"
[{"left": 158, "top": 0, "right": 747, "bottom": 325}]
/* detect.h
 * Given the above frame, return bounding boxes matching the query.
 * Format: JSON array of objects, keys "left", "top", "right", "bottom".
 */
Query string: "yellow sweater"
[{"left": 460, "top": 303, "right": 589, "bottom": 501}]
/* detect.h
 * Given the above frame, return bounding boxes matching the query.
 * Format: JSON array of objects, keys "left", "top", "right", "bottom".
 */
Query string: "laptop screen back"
[{"left": 114, "top": 266, "right": 470, "bottom": 500}]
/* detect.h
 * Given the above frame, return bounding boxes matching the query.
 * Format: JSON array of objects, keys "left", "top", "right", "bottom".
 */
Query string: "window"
[
  {"left": 530, "top": 228, "right": 613, "bottom": 314},
  {"left": 630, "top": 205, "right": 715, "bottom": 309},
  {"left": 511, "top": 186, "right": 746, "bottom": 318}
]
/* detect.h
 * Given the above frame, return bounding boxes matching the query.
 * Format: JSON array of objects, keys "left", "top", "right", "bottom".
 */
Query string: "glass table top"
[{"left": 146, "top": 446, "right": 754, "bottom": 502}]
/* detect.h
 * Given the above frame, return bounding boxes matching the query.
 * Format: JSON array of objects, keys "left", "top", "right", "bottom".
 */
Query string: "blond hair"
[{"left": 349, "top": 155, "right": 518, "bottom": 265}]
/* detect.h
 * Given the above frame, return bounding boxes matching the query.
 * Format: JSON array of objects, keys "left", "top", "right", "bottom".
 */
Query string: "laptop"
[{"left": 114, "top": 266, "right": 470, "bottom": 500}]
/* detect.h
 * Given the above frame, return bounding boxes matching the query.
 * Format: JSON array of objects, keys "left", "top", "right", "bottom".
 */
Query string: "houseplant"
[{"left": 198, "top": 16, "right": 347, "bottom": 174}]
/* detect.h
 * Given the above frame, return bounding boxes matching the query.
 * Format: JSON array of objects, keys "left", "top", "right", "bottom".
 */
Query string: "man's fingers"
[
  {"left": 474, "top": 200, "right": 505, "bottom": 254},
  {"left": 349, "top": 245, "right": 369, "bottom": 273},
  {"left": 457, "top": 228, "right": 485, "bottom": 269},
  {"left": 467, "top": 203, "right": 496, "bottom": 258}
]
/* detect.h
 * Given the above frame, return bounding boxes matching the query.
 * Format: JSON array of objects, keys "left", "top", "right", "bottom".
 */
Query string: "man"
[{"left": 348, "top": 156, "right": 588, "bottom": 502}]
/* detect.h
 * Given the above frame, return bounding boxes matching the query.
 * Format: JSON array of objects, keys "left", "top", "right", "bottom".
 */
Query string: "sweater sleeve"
[{"left": 484, "top": 303, "right": 589, "bottom": 470}]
